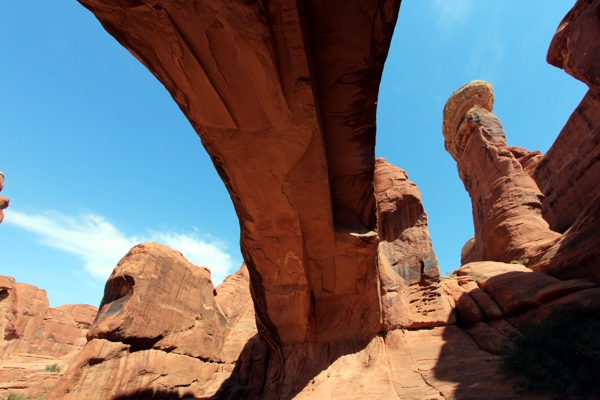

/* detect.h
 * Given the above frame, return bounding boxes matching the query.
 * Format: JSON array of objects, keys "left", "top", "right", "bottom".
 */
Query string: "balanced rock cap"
[{"left": 442, "top": 80, "right": 494, "bottom": 159}]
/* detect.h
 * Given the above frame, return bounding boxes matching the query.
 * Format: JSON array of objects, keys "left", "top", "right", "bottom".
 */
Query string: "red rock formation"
[
  {"left": 520, "top": 0, "right": 600, "bottom": 234},
  {"left": 452, "top": 261, "right": 600, "bottom": 325},
  {"left": 443, "top": 81, "right": 561, "bottom": 265},
  {"left": 47, "top": 243, "right": 256, "bottom": 400},
  {"left": 547, "top": 0, "right": 600, "bottom": 93},
  {"left": 502, "top": 0, "right": 600, "bottom": 283},
  {"left": 0, "top": 171, "right": 8, "bottom": 224},
  {"left": 76, "top": 0, "right": 401, "bottom": 349},
  {"left": 27, "top": 1, "right": 599, "bottom": 399},
  {"left": 216, "top": 324, "right": 521, "bottom": 399},
  {"left": 0, "top": 276, "right": 97, "bottom": 399},
  {"left": 531, "top": 91, "right": 600, "bottom": 234},
  {"left": 86, "top": 243, "right": 227, "bottom": 361},
  {"left": 374, "top": 158, "right": 454, "bottom": 330},
  {"left": 531, "top": 195, "right": 600, "bottom": 284}
]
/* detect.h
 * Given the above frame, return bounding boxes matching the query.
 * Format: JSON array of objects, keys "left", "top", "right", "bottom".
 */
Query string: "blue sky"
[{"left": 0, "top": 1, "right": 586, "bottom": 307}]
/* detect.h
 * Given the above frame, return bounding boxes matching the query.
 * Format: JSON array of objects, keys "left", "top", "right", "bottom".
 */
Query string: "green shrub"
[
  {"left": 44, "top": 363, "right": 60, "bottom": 373},
  {"left": 509, "top": 258, "right": 529, "bottom": 265},
  {"left": 7, "top": 393, "right": 27, "bottom": 400},
  {"left": 499, "top": 309, "right": 600, "bottom": 399}
]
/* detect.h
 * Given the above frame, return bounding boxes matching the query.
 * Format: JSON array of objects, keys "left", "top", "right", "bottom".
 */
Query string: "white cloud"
[
  {"left": 432, "top": 0, "right": 474, "bottom": 27},
  {"left": 5, "top": 209, "right": 236, "bottom": 285}
]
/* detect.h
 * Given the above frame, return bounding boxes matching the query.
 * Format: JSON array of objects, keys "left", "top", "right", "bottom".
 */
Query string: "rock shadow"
[
  {"left": 431, "top": 266, "right": 600, "bottom": 399},
  {"left": 113, "top": 389, "right": 196, "bottom": 400},
  {"left": 201, "top": 333, "right": 374, "bottom": 400},
  {"left": 431, "top": 322, "right": 519, "bottom": 400}
]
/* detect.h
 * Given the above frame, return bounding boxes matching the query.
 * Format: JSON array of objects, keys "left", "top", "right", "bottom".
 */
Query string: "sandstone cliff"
[
  {"left": 47, "top": 243, "right": 256, "bottom": 399},
  {"left": 0, "top": 276, "right": 97, "bottom": 399}
]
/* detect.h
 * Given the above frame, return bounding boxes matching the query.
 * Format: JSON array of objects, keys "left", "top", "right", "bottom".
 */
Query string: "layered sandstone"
[
  {"left": 0, "top": 276, "right": 97, "bottom": 399},
  {"left": 77, "top": 0, "right": 401, "bottom": 349},
  {"left": 374, "top": 158, "right": 454, "bottom": 330},
  {"left": 527, "top": 0, "right": 600, "bottom": 234},
  {"left": 442, "top": 81, "right": 560, "bottom": 265},
  {"left": 513, "top": 0, "right": 600, "bottom": 284},
  {"left": 47, "top": 243, "right": 256, "bottom": 400},
  {"left": 23, "top": 250, "right": 600, "bottom": 399}
]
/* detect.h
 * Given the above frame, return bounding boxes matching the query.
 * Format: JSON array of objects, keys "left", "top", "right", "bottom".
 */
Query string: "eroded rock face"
[
  {"left": 531, "top": 91, "right": 600, "bottom": 234},
  {"left": 520, "top": 0, "right": 600, "bottom": 235},
  {"left": 0, "top": 276, "right": 97, "bottom": 399},
  {"left": 374, "top": 158, "right": 454, "bottom": 330},
  {"left": 77, "top": 0, "right": 401, "bottom": 348},
  {"left": 47, "top": 243, "right": 257, "bottom": 400},
  {"left": 531, "top": 194, "right": 600, "bottom": 284},
  {"left": 87, "top": 242, "right": 226, "bottom": 361},
  {"left": 443, "top": 81, "right": 561, "bottom": 265},
  {"left": 0, "top": 171, "right": 9, "bottom": 224}
]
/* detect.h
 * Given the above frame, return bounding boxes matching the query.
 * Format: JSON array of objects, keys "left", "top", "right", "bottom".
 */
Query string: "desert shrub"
[
  {"left": 499, "top": 309, "right": 600, "bottom": 399},
  {"left": 509, "top": 258, "right": 529, "bottom": 265},
  {"left": 44, "top": 363, "right": 60, "bottom": 373},
  {"left": 7, "top": 393, "right": 27, "bottom": 400}
]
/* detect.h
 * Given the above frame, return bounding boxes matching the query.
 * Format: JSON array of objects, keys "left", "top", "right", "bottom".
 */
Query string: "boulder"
[
  {"left": 456, "top": 277, "right": 503, "bottom": 321},
  {"left": 441, "top": 278, "right": 483, "bottom": 326},
  {"left": 86, "top": 242, "right": 227, "bottom": 361},
  {"left": 455, "top": 262, "right": 561, "bottom": 317},
  {"left": 47, "top": 243, "right": 256, "bottom": 400}
]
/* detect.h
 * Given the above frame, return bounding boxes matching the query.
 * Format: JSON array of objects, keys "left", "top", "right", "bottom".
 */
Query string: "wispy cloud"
[
  {"left": 432, "top": 0, "right": 474, "bottom": 27},
  {"left": 5, "top": 209, "right": 237, "bottom": 284}
]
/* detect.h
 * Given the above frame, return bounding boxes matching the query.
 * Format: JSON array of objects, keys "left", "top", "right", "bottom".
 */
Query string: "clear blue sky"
[{"left": 0, "top": 1, "right": 586, "bottom": 307}]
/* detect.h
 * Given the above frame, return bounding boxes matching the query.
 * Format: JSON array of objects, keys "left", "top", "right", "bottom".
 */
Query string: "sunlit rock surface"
[
  {"left": 0, "top": 275, "right": 97, "bottom": 399},
  {"left": 442, "top": 80, "right": 560, "bottom": 265},
  {"left": 375, "top": 158, "right": 454, "bottom": 330},
  {"left": 47, "top": 243, "right": 256, "bottom": 399}
]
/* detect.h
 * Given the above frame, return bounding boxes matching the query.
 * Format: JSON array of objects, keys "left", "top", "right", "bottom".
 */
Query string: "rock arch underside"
[{"left": 2, "top": 0, "right": 600, "bottom": 399}]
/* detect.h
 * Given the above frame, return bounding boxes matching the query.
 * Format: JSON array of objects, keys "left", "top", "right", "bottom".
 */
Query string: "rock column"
[
  {"left": 442, "top": 81, "right": 560, "bottom": 265},
  {"left": 374, "top": 158, "right": 454, "bottom": 329}
]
